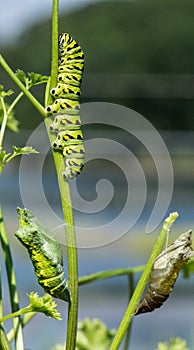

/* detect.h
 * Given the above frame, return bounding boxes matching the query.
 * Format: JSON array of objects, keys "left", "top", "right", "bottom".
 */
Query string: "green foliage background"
[{"left": 1, "top": 0, "right": 194, "bottom": 130}]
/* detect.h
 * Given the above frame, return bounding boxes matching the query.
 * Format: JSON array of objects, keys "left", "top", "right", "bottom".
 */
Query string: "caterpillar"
[
  {"left": 46, "top": 33, "right": 85, "bottom": 179},
  {"left": 135, "top": 230, "right": 194, "bottom": 315},
  {"left": 15, "top": 208, "right": 70, "bottom": 302}
]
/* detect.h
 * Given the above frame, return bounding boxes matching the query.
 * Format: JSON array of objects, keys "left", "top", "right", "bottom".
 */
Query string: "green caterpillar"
[
  {"left": 46, "top": 33, "right": 85, "bottom": 179},
  {"left": 15, "top": 208, "right": 70, "bottom": 302},
  {"left": 135, "top": 230, "right": 194, "bottom": 315}
]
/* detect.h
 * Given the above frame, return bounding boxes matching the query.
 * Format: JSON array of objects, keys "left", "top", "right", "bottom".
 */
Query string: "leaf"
[
  {"left": 15, "top": 69, "right": 27, "bottom": 83},
  {"left": 0, "top": 146, "right": 38, "bottom": 173},
  {"left": 0, "top": 85, "right": 14, "bottom": 98},
  {"left": 28, "top": 72, "right": 48, "bottom": 85},
  {"left": 76, "top": 318, "right": 116, "bottom": 350},
  {"left": 156, "top": 337, "right": 189, "bottom": 350},
  {"left": 15, "top": 70, "right": 48, "bottom": 88},
  {"left": 52, "top": 345, "right": 64, "bottom": 350},
  {"left": 12, "top": 146, "right": 39, "bottom": 155},
  {"left": 0, "top": 148, "right": 9, "bottom": 173},
  {"left": 0, "top": 148, "right": 7, "bottom": 161},
  {"left": 181, "top": 257, "right": 194, "bottom": 278},
  {"left": 27, "top": 292, "right": 61, "bottom": 320}
]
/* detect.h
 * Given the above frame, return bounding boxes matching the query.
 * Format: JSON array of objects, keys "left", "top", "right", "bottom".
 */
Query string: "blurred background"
[{"left": 1, "top": 0, "right": 194, "bottom": 349}]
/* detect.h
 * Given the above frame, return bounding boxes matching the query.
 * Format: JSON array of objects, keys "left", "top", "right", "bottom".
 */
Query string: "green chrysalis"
[{"left": 15, "top": 208, "right": 70, "bottom": 302}]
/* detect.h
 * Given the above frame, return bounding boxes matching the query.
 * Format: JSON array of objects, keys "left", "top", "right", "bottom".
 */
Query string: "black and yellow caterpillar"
[
  {"left": 46, "top": 33, "right": 85, "bottom": 179},
  {"left": 15, "top": 208, "right": 70, "bottom": 302},
  {"left": 135, "top": 230, "right": 194, "bottom": 315}
]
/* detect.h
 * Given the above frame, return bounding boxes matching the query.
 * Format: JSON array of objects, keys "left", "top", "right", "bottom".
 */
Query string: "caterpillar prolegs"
[{"left": 46, "top": 33, "right": 85, "bottom": 179}]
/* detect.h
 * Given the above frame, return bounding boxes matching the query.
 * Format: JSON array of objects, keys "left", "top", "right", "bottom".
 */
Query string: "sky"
[{"left": 0, "top": 0, "right": 101, "bottom": 44}]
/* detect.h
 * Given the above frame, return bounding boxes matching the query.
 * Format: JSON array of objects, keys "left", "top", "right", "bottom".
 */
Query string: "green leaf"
[
  {"left": 181, "top": 257, "right": 194, "bottom": 278},
  {"left": 0, "top": 85, "right": 14, "bottom": 98},
  {"left": 12, "top": 146, "right": 39, "bottom": 155},
  {"left": 27, "top": 72, "right": 48, "bottom": 85},
  {"left": 52, "top": 345, "right": 64, "bottom": 350},
  {"left": 0, "top": 146, "right": 38, "bottom": 173},
  {"left": 15, "top": 70, "right": 48, "bottom": 88},
  {"left": 76, "top": 319, "right": 116, "bottom": 350},
  {"left": 15, "top": 69, "right": 27, "bottom": 83},
  {"left": 156, "top": 337, "right": 189, "bottom": 350},
  {"left": 0, "top": 148, "right": 10, "bottom": 173},
  {"left": 0, "top": 148, "right": 7, "bottom": 162},
  {"left": 27, "top": 292, "right": 61, "bottom": 320}
]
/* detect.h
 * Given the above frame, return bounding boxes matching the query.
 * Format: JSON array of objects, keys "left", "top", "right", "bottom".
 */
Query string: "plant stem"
[
  {"left": 0, "top": 326, "right": 12, "bottom": 350},
  {"left": 0, "top": 55, "right": 46, "bottom": 117},
  {"left": 0, "top": 261, "right": 3, "bottom": 322},
  {"left": 0, "top": 207, "right": 24, "bottom": 350},
  {"left": 78, "top": 266, "right": 145, "bottom": 286},
  {"left": 0, "top": 307, "right": 33, "bottom": 323},
  {"left": 7, "top": 313, "right": 36, "bottom": 343},
  {"left": 7, "top": 91, "right": 24, "bottom": 114},
  {"left": 47, "top": 1, "right": 79, "bottom": 349},
  {"left": 0, "top": 97, "right": 8, "bottom": 147},
  {"left": 123, "top": 274, "right": 134, "bottom": 350},
  {"left": 109, "top": 212, "right": 179, "bottom": 350},
  {"left": 44, "top": 121, "right": 79, "bottom": 350}
]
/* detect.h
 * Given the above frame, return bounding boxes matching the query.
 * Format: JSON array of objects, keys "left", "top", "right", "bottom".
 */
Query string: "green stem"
[
  {"left": 0, "top": 97, "right": 8, "bottom": 147},
  {"left": 123, "top": 274, "right": 134, "bottom": 350},
  {"left": 7, "top": 313, "right": 36, "bottom": 343},
  {"left": 3, "top": 153, "right": 16, "bottom": 164},
  {"left": 51, "top": 141, "right": 78, "bottom": 350},
  {"left": 109, "top": 212, "right": 179, "bottom": 350},
  {"left": 0, "top": 92, "right": 24, "bottom": 148},
  {"left": 0, "top": 326, "right": 12, "bottom": 350},
  {"left": 48, "top": 1, "right": 58, "bottom": 104},
  {"left": 47, "top": 2, "right": 78, "bottom": 349},
  {"left": 0, "top": 307, "right": 33, "bottom": 323},
  {"left": 78, "top": 266, "right": 145, "bottom": 286},
  {"left": 0, "top": 248, "right": 3, "bottom": 326},
  {"left": 7, "top": 91, "right": 24, "bottom": 115},
  {"left": 0, "top": 55, "right": 46, "bottom": 117},
  {"left": 0, "top": 207, "right": 24, "bottom": 350},
  {"left": 0, "top": 220, "right": 10, "bottom": 350}
]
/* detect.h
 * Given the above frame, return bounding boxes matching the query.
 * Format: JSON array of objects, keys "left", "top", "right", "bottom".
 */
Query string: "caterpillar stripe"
[
  {"left": 15, "top": 208, "right": 70, "bottom": 302},
  {"left": 135, "top": 230, "right": 194, "bottom": 315},
  {"left": 46, "top": 33, "right": 85, "bottom": 179}
]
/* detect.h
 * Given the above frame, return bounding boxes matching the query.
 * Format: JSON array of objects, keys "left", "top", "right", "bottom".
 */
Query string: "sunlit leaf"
[
  {"left": 156, "top": 337, "right": 189, "bottom": 350},
  {"left": 15, "top": 69, "right": 27, "bottom": 83},
  {"left": 27, "top": 292, "right": 61, "bottom": 320},
  {"left": 76, "top": 318, "right": 116, "bottom": 350},
  {"left": 181, "top": 257, "right": 194, "bottom": 278},
  {"left": 28, "top": 72, "right": 48, "bottom": 85},
  {"left": 0, "top": 85, "right": 14, "bottom": 98},
  {"left": 15, "top": 70, "right": 48, "bottom": 89},
  {"left": 12, "top": 146, "right": 39, "bottom": 155},
  {"left": 0, "top": 148, "right": 8, "bottom": 173}
]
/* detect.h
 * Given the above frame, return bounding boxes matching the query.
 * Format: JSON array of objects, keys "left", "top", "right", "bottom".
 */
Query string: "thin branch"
[
  {"left": 109, "top": 212, "right": 179, "bottom": 350},
  {"left": 78, "top": 266, "right": 145, "bottom": 286},
  {"left": 0, "top": 55, "right": 46, "bottom": 118},
  {"left": 0, "top": 207, "right": 24, "bottom": 350}
]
